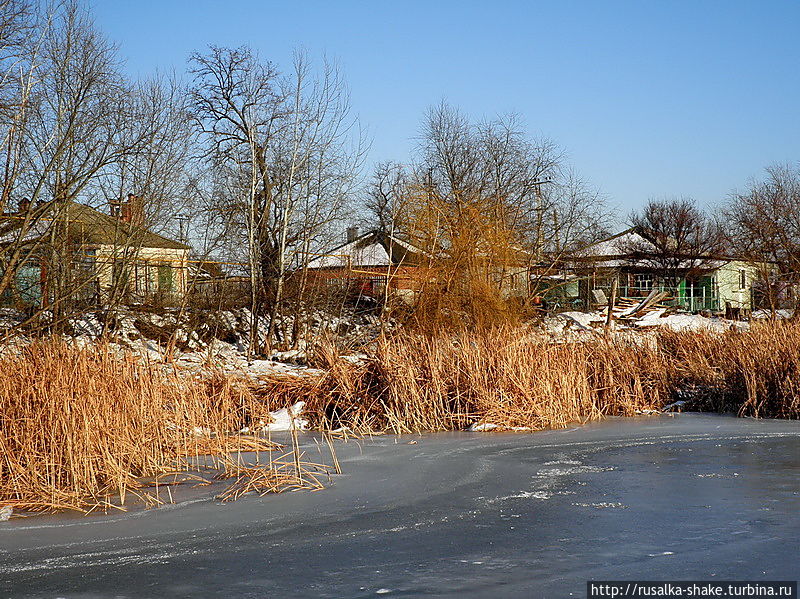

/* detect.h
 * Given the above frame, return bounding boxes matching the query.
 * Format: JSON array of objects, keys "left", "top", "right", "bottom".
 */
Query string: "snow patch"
[
  {"left": 662, "top": 400, "right": 687, "bottom": 412},
  {"left": 468, "top": 422, "right": 498, "bottom": 432},
  {"left": 536, "top": 465, "right": 614, "bottom": 476},
  {"left": 488, "top": 490, "right": 552, "bottom": 503},
  {"left": 262, "top": 401, "right": 308, "bottom": 432}
]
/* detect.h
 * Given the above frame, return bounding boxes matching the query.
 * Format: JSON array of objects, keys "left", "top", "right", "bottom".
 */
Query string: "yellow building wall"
[
  {"left": 94, "top": 245, "right": 189, "bottom": 299},
  {"left": 715, "top": 260, "right": 762, "bottom": 310}
]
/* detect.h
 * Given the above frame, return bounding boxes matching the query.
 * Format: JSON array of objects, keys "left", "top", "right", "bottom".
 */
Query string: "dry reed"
[
  {"left": 258, "top": 321, "right": 800, "bottom": 433},
  {"left": 5, "top": 320, "right": 799, "bottom": 512},
  {"left": 659, "top": 320, "right": 800, "bottom": 418},
  {"left": 0, "top": 339, "right": 316, "bottom": 513},
  {"left": 255, "top": 326, "right": 666, "bottom": 433}
]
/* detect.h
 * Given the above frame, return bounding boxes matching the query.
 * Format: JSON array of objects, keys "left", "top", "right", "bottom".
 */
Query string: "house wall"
[
  {"left": 303, "top": 265, "right": 420, "bottom": 294},
  {"left": 493, "top": 265, "right": 529, "bottom": 298},
  {"left": 715, "top": 260, "right": 761, "bottom": 311},
  {"left": 95, "top": 245, "right": 189, "bottom": 301}
]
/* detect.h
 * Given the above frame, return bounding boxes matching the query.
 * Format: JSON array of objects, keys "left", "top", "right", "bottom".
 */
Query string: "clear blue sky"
[{"left": 93, "top": 0, "right": 800, "bottom": 219}]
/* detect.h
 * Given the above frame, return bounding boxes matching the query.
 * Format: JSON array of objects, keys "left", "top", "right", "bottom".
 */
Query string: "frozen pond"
[{"left": 1, "top": 414, "right": 799, "bottom": 597}]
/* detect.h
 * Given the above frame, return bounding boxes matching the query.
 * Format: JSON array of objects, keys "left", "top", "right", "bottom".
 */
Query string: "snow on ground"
[
  {"left": 545, "top": 309, "right": 749, "bottom": 336},
  {"left": 557, "top": 311, "right": 605, "bottom": 330},
  {"left": 468, "top": 422, "right": 499, "bottom": 432},
  {"left": 655, "top": 313, "right": 747, "bottom": 332},
  {"left": 0, "top": 303, "right": 758, "bottom": 391},
  {"left": 238, "top": 401, "right": 309, "bottom": 433},
  {"left": 262, "top": 401, "right": 308, "bottom": 432},
  {"left": 751, "top": 308, "right": 794, "bottom": 319}
]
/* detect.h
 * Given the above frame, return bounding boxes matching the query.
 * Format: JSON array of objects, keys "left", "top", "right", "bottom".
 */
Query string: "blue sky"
[{"left": 93, "top": 1, "right": 800, "bottom": 220}]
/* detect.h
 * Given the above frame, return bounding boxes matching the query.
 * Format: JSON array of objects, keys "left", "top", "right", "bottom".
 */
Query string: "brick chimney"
[
  {"left": 119, "top": 194, "right": 145, "bottom": 227},
  {"left": 346, "top": 226, "right": 359, "bottom": 243}
]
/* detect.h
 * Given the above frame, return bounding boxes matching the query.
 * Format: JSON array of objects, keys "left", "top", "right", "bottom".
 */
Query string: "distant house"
[
  {"left": 304, "top": 228, "right": 533, "bottom": 303},
  {"left": 303, "top": 229, "right": 425, "bottom": 301},
  {"left": 561, "top": 228, "right": 765, "bottom": 314},
  {"left": 0, "top": 195, "right": 190, "bottom": 308}
]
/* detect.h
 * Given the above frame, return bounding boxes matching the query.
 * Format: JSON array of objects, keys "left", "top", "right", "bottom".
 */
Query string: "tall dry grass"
[
  {"left": 5, "top": 320, "right": 798, "bottom": 512},
  {"left": 0, "top": 340, "right": 293, "bottom": 512},
  {"left": 257, "top": 327, "right": 667, "bottom": 433},
  {"left": 660, "top": 320, "right": 800, "bottom": 418},
  {"left": 259, "top": 321, "right": 800, "bottom": 433}
]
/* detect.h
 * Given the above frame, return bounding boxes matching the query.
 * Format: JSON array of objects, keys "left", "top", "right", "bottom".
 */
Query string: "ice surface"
[{"left": 2, "top": 414, "right": 799, "bottom": 598}]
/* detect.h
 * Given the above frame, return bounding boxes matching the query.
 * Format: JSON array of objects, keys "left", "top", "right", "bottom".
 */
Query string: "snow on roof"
[
  {"left": 307, "top": 236, "right": 391, "bottom": 269},
  {"left": 576, "top": 230, "right": 655, "bottom": 258},
  {"left": 573, "top": 229, "right": 729, "bottom": 270},
  {"left": 306, "top": 231, "right": 422, "bottom": 270}
]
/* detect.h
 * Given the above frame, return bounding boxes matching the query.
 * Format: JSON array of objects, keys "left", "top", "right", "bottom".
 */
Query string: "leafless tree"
[
  {"left": 190, "top": 46, "right": 364, "bottom": 351},
  {"left": 0, "top": 0, "right": 33, "bottom": 213},
  {"left": 365, "top": 161, "right": 407, "bottom": 234},
  {"left": 390, "top": 102, "right": 608, "bottom": 325},
  {"left": 91, "top": 74, "right": 195, "bottom": 234},
  {"left": 0, "top": 0, "right": 192, "bottom": 330},
  {"left": 0, "top": 0, "right": 128, "bottom": 321},
  {"left": 543, "top": 167, "right": 612, "bottom": 256},
  {"left": 625, "top": 197, "right": 727, "bottom": 288},
  {"left": 727, "top": 162, "right": 800, "bottom": 309}
]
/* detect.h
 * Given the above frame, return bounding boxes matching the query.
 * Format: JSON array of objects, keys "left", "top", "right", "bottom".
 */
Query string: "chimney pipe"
[
  {"left": 126, "top": 193, "right": 144, "bottom": 227},
  {"left": 115, "top": 194, "right": 145, "bottom": 226},
  {"left": 121, "top": 199, "right": 132, "bottom": 223}
]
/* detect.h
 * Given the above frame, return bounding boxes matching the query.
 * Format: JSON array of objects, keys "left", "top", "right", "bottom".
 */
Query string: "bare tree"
[
  {"left": 0, "top": 0, "right": 133, "bottom": 323},
  {"left": 625, "top": 197, "right": 727, "bottom": 288},
  {"left": 365, "top": 161, "right": 407, "bottom": 234},
  {"left": 92, "top": 74, "right": 195, "bottom": 233},
  {"left": 190, "top": 46, "right": 364, "bottom": 352},
  {"left": 727, "top": 162, "right": 800, "bottom": 310},
  {"left": 389, "top": 102, "right": 608, "bottom": 325},
  {"left": 0, "top": 0, "right": 194, "bottom": 331}
]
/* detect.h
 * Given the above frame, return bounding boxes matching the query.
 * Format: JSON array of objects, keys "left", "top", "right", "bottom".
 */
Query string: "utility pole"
[
  {"left": 530, "top": 177, "right": 552, "bottom": 264},
  {"left": 176, "top": 213, "right": 189, "bottom": 244}
]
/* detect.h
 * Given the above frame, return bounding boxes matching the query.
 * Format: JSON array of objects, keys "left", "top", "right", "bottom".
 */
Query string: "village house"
[
  {"left": 303, "top": 228, "right": 424, "bottom": 302},
  {"left": 0, "top": 195, "right": 190, "bottom": 309},
  {"left": 558, "top": 228, "right": 766, "bottom": 315},
  {"left": 304, "top": 227, "right": 533, "bottom": 303}
]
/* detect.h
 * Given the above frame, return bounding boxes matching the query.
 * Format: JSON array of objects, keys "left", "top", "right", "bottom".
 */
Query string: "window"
[
  {"left": 634, "top": 273, "right": 653, "bottom": 292},
  {"left": 739, "top": 269, "right": 746, "bottom": 290},
  {"left": 16, "top": 262, "right": 41, "bottom": 306}
]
